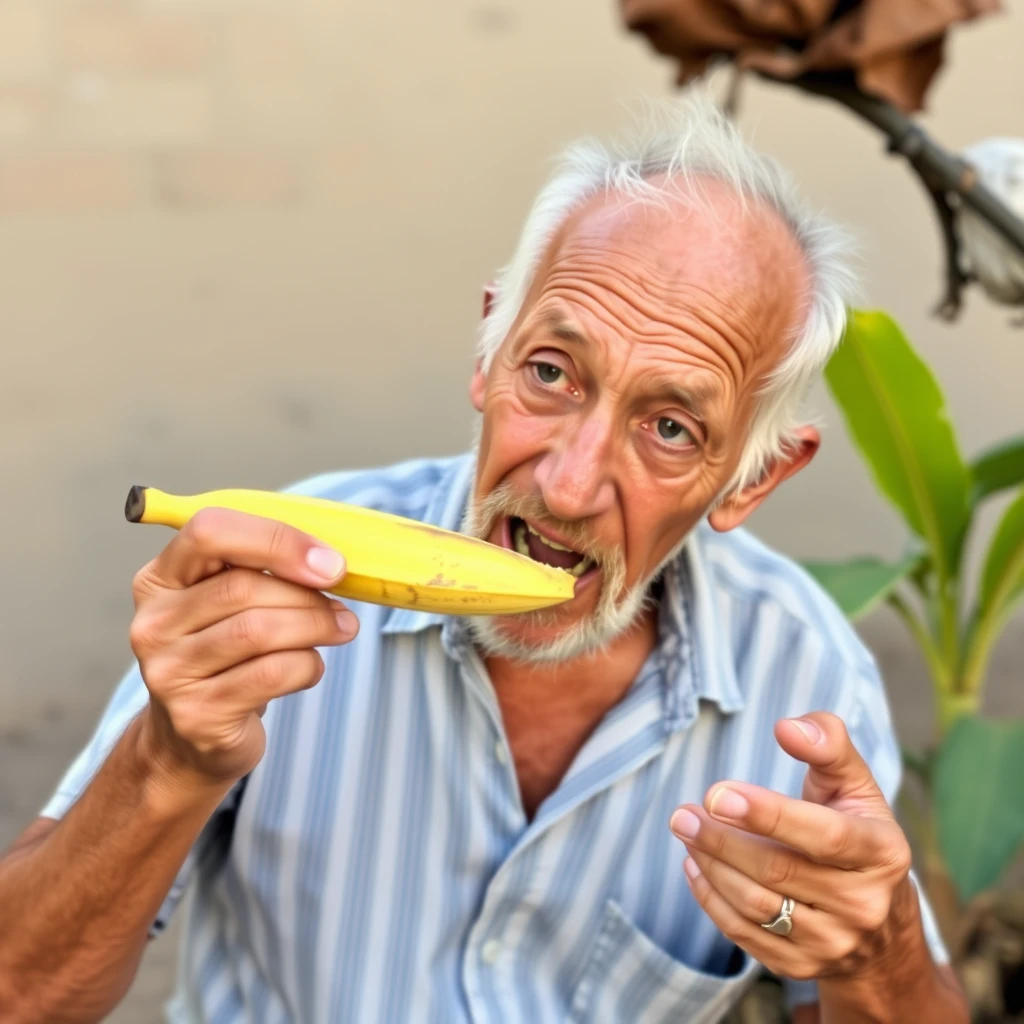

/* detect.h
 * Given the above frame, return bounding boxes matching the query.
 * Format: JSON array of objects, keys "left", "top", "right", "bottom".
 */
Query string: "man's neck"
[
  {"left": 483, "top": 608, "right": 660, "bottom": 819},
  {"left": 484, "top": 608, "right": 660, "bottom": 703}
]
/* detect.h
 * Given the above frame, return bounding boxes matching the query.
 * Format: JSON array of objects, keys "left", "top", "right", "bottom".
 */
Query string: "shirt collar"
[
  {"left": 661, "top": 524, "right": 746, "bottom": 718},
  {"left": 379, "top": 453, "right": 745, "bottom": 720}
]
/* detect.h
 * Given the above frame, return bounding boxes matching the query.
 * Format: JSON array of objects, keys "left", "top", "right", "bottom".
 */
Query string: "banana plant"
[{"left": 802, "top": 310, "right": 1024, "bottom": 913}]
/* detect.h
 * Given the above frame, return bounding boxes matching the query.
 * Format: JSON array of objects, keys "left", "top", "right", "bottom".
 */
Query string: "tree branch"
[
  {"left": 920, "top": 176, "right": 971, "bottom": 321},
  {"left": 767, "top": 72, "right": 1024, "bottom": 321}
]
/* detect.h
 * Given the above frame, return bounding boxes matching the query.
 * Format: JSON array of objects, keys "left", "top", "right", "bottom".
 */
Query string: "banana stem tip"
[{"left": 125, "top": 485, "right": 148, "bottom": 523}]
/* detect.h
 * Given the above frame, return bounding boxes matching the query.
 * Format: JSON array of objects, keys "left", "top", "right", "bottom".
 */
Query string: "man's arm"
[
  {"left": 0, "top": 715, "right": 231, "bottom": 1023},
  {"left": 815, "top": 881, "right": 968, "bottom": 1023},
  {"left": 792, "top": 963, "right": 965, "bottom": 1024},
  {"left": 792, "top": 1003, "right": 820, "bottom": 1024},
  {"left": 0, "top": 508, "right": 357, "bottom": 1023}
]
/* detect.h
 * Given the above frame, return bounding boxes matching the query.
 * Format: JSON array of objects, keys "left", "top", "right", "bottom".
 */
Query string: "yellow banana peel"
[{"left": 124, "top": 486, "right": 575, "bottom": 616}]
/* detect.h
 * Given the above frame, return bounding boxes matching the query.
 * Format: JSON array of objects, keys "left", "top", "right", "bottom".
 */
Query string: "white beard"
[{"left": 459, "top": 442, "right": 691, "bottom": 664}]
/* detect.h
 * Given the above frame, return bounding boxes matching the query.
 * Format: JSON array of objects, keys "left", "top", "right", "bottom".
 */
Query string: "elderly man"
[{"left": 0, "top": 97, "right": 967, "bottom": 1023}]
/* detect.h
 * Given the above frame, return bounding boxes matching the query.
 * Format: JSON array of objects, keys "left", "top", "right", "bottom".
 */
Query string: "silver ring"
[{"left": 761, "top": 896, "right": 795, "bottom": 936}]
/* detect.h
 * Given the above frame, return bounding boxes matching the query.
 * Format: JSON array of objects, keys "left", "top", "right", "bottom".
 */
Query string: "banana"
[{"left": 124, "top": 485, "right": 575, "bottom": 615}]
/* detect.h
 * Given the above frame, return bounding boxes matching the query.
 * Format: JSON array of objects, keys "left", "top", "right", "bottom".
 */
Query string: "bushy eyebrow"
[
  {"left": 642, "top": 376, "right": 721, "bottom": 421},
  {"left": 539, "top": 310, "right": 589, "bottom": 348}
]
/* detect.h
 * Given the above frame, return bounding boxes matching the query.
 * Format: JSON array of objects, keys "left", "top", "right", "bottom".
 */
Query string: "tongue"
[{"left": 524, "top": 527, "right": 585, "bottom": 571}]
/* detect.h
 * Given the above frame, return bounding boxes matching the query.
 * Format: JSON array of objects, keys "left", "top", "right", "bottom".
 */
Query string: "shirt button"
[
  {"left": 494, "top": 741, "right": 509, "bottom": 766},
  {"left": 481, "top": 939, "right": 502, "bottom": 965}
]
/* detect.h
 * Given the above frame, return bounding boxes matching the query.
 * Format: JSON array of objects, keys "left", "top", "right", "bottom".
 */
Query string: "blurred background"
[{"left": 1, "top": 0, "right": 1021, "bottom": 1019}]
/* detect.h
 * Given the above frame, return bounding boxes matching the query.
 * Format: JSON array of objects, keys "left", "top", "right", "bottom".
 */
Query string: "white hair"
[{"left": 476, "top": 91, "right": 859, "bottom": 494}]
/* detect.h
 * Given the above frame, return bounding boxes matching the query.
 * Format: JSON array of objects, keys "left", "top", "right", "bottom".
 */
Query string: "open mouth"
[{"left": 507, "top": 516, "right": 598, "bottom": 579}]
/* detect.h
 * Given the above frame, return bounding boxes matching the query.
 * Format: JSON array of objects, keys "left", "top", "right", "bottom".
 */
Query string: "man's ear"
[
  {"left": 708, "top": 426, "right": 820, "bottom": 532},
  {"left": 473, "top": 282, "right": 497, "bottom": 412},
  {"left": 470, "top": 358, "right": 487, "bottom": 412},
  {"left": 482, "top": 282, "right": 497, "bottom": 320}
]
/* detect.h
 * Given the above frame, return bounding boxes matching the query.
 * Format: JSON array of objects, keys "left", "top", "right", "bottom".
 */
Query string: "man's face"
[{"left": 465, "top": 182, "right": 807, "bottom": 662}]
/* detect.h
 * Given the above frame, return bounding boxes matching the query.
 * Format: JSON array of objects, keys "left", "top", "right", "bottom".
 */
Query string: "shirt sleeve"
[
  {"left": 40, "top": 661, "right": 243, "bottom": 936},
  {"left": 783, "top": 658, "right": 949, "bottom": 1011}
]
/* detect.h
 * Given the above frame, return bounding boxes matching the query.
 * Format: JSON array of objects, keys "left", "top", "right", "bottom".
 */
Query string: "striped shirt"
[{"left": 43, "top": 454, "right": 946, "bottom": 1023}]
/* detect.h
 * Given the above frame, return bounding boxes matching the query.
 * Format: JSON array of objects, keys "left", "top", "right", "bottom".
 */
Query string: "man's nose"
[{"left": 533, "top": 415, "right": 616, "bottom": 523}]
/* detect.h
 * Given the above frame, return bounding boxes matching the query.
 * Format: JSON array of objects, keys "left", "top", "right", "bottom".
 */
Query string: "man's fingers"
[
  {"left": 680, "top": 854, "right": 811, "bottom": 981},
  {"left": 165, "top": 605, "right": 358, "bottom": 681},
  {"left": 144, "top": 567, "right": 345, "bottom": 639},
  {"left": 701, "top": 782, "right": 896, "bottom": 869},
  {"left": 685, "top": 847, "right": 798, "bottom": 928},
  {"left": 212, "top": 648, "right": 329, "bottom": 707},
  {"left": 139, "top": 507, "right": 346, "bottom": 593},
  {"left": 684, "top": 848, "right": 866, "bottom": 974},
  {"left": 670, "top": 806, "right": 835, "bottom": 909},
  {"left": 774, "top": 713, "right": 887, "bottom": 809}
]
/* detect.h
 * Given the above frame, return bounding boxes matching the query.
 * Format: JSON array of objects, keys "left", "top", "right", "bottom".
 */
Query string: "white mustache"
[{"left": 468, "top": 482, "right": 617, "bottom": 569}]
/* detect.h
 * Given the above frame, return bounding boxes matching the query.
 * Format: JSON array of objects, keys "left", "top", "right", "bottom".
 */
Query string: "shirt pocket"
[{"left": 567, "top": 900, "right": 760, "bottom": 1024}]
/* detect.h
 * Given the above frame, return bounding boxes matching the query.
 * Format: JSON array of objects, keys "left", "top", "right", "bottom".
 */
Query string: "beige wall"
[{"left": 2, "top": 0, "right": 1022, "bottom": 738}]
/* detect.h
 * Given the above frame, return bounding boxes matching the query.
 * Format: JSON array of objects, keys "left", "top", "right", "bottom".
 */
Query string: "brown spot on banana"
[{"left": 425, "top": 573, "right": 457, "bottom": 587}]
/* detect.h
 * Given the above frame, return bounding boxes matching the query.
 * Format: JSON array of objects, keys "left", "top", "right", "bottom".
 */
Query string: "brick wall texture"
[{"left": 0, "top": 1, "right": 319, "bottom": 210}]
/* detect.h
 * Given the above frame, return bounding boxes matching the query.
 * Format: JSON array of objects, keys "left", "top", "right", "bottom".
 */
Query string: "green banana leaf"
[
  {"left": 935, "top": 715, "right": 1024, "bottom": 901},
  {"left": 802, "top": 554, "right": 918, "bottom": 620},
  {"left": 966, "top": 490, "right": 1024, "bottom": 675},
  {"left": 970, "top": 435, "right": 1024, "bottom": 505},
  {"left": 825, "top": 311, "right": 971, "bottom": 584}
]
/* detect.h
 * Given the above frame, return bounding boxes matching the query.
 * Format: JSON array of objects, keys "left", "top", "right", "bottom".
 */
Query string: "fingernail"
[
  {"left": 789, "top": 717, "right": 824, "bottom": 744},
  {"left": 307, "top": 546, "right": 345, "bottom": 581},
  {"left": 336, "top": 610, "right": 358, "bottom": 637},
  {"left": 670, "top": 809, "right": 701, "bottom": 840},
  {"left": 683, "top": 856, "right": 702, "bottom": 881},
  {"left": 709, "top": 786, "right": 749, "bottom": 820}
]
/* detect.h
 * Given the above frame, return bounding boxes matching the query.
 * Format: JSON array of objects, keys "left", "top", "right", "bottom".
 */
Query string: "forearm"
[
  {"left": 816, "top": 880, "right": 969, "bottom": 1024},
  {"left": 0, "top": 709, "right": 232, "bottom": 1024}
]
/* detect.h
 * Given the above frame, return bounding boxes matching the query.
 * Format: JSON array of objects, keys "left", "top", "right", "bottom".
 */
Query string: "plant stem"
[
  {"left": 937, "top": 580, "right": 961, "bottom": 687},
  {"left": 938, "top": 691, "right": 980, "bottom": 732},
  {"left": 887, "top": 591, "right": 950, "bottom": 692},
  {"left": 961, "top": 624, "right": 995, "bottom": 697}
]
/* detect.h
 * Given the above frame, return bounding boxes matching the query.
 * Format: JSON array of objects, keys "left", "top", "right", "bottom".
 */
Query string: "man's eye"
[
  {"left": 656, "top": 417, "right": 695, "bottom": 446},
  {"left": 533, "top": 363, "right": 564, "bottom": 385}
]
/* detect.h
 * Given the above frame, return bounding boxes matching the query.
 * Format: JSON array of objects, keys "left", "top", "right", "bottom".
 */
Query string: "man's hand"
[
  {"left": 0, "top": 507, "right": 358, "bottom": 1024},
  {"left": 668, "top": 712, "right": 915, "bottom": 983},
  {"left": 130, "top": 507, "right": 359, "bottom": 787}
]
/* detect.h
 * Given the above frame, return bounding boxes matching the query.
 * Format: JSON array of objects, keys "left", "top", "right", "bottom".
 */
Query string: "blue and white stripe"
[{"left": 43, "top": 454, "right": 946, "bottom": 1023}]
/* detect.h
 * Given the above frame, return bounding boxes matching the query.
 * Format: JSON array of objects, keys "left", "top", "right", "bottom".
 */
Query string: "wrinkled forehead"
[{"left": 534, "top": 179, "right": 810, "bottom": 362}]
